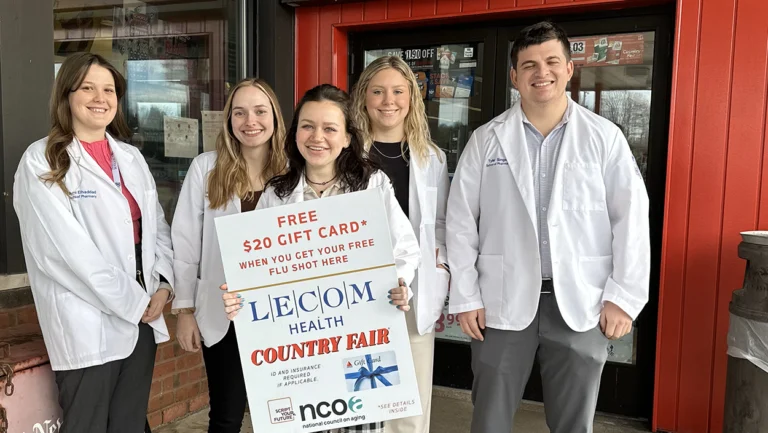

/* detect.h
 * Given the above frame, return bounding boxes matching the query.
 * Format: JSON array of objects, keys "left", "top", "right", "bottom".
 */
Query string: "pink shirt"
[{"left": 81, "top": 139, "right": 142, "bottom": 244}]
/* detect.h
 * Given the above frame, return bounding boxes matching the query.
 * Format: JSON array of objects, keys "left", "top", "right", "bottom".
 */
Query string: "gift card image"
[{"left": 343, "top": 351, "right": 401, "bottom": 392}]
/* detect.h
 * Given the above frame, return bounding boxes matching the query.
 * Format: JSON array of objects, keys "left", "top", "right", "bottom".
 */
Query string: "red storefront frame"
[{"left": 293, "top": 0, "right": 768, "bottom": 432}]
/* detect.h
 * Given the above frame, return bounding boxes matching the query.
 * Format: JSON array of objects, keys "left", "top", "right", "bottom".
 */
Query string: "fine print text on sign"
[{"left": 215, "top": 189, "right": 421, "bottom": 432}]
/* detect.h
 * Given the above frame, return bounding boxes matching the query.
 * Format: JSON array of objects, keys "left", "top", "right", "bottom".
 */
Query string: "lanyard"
[
  {"left": 110, "top": 151, "right": 121, "bottom": 189},
  {"left": 76, "top": 137, "right": 122, "bottom": 189}
]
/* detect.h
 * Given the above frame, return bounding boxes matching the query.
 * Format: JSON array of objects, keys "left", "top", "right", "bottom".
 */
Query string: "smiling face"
[
  {"left": 230, "top": 85, "right": 275, "bottom": 149},
  {"left": 511, "top": 39, "right": 574, "bottom": 107},
  {"left": 364, "top": 67, "right": 410, "bottom": 136},
  {"left": 68, "top": 64, "right": 118, "bottom": 138},
  {"left": 295, "top": 100, "right": 350, "bottom": 174}
]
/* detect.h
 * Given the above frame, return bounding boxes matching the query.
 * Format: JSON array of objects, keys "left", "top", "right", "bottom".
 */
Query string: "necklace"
[
  {"left": 305, "top": 174, "right": 337, "bottom": 186},
  {"left": 371, "top": 143, "right": 410, "bottom": 165}
]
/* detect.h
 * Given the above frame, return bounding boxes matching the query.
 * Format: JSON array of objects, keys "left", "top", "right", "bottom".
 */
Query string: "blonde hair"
[
  {"left": 350, "top": 56, "right": 442, "bottom": 165},
  {"left": 44, "top": 53, "right": 131, "bottom": 195},
  {"left": 207, "top": 78, "right": 287, "bottom": 209}
]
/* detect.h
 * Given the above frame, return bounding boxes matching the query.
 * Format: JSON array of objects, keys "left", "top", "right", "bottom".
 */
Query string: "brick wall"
[
  {"left": 148, "top": 306, "right": 210, "bottom": 429},
  {"left": 0, "top": 303, "right": 40, "bottom": 328},
  {"left": 0, "top": 300, "right": 210, "bottom": 430}
]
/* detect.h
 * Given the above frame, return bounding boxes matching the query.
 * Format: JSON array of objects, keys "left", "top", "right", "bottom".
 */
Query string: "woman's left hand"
[
  {"left": 142, "top": 288, "right": 170, "bottom": 323},
  {"left": 388, "top": 278, "right": 410, "bottom": 312}
]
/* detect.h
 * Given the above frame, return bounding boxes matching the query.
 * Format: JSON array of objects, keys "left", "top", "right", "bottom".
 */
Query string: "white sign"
[
  {"left": 201, "top": 111, "right": 224, "bottom": 153},
  {"left": 464, "top": 47, "right": 474, "bottom": 58},
  {"left": 164, "top": 116, "right": 199, "bottom": 158},
  {"left": 215, "top": 189, "right": 421, "bottom": 432}
]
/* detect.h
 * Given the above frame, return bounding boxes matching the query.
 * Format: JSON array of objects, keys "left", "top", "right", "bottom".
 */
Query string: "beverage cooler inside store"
[{"left": 349, "top": 5, "right": 674, "bottom": 419}]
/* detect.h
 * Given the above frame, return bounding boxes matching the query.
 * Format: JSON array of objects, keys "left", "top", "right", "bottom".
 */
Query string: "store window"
[{"left": 53, "top": 0, "right": 245, "bottom": 221}]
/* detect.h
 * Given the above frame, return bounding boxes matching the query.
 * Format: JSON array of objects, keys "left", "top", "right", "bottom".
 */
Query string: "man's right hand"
[
  {"left": 176, "top": 313, "right": 202, "bottom": 352},
  {"left": 457, "top": 308, "right": 486, "bottom": 341}
]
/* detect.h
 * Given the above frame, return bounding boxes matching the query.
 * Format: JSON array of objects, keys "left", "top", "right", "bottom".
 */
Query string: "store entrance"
[{"left": 349, "top": 5, "right": 674, "bottom": 421}]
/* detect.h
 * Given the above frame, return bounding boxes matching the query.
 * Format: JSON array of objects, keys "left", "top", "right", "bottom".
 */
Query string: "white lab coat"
[
  {"left": 407, "top": 148, "right": 451, "bottom": 335},
  {"left": 446, "top": 101, "right": 650, "bottom": 332},
  {"left": 171, "top": 151, "right": 242, "bottom": 347},
  {"left": 257, "top": 170, "right": 421, "bottom": 289},
  {"left": 13, "top": 133, "right": 174, "bottom": 371}
]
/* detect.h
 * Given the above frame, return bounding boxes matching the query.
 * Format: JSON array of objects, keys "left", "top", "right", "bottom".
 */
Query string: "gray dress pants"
[{"left": 470, "top": 292, "right": 610, "bottom": 433}]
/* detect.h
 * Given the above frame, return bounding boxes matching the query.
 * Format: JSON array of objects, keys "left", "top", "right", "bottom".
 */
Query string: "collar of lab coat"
[
  {"left": 68, "top": 132, "right": 134, "bottom": 182},
  {"left": 285, "top": 172, "right": 316, "bottom": 203},
  {"left": 490, "top": 100, "right": 580, "bottom": 237},
  {"left": 67, "top": 132, "right": 148, "bottom": 213}
]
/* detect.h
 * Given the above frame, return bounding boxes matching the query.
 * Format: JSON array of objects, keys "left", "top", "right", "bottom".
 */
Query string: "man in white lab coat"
[{"left": 446, "top": 21, "right": 650, "bottom": 433}]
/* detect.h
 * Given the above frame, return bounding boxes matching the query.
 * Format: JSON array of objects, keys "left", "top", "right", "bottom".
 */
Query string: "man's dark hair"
[{"left": 510, "top": 21, "right": 571, "bottom": 70}]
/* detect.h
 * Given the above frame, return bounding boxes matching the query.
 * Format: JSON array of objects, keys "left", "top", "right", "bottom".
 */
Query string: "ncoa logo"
[{"left": 300, "top": 396, "right": 363, "bottom": 421}]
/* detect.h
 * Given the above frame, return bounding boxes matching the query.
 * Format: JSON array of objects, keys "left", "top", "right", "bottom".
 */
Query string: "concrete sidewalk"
[{"left": 155, "top": 387, "right": 650, "bottom": 433}]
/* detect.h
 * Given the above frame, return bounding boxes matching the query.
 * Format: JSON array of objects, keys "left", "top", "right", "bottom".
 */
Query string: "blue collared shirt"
[{"left": 521, "top": 99, "right": 573, "bottom": 281}]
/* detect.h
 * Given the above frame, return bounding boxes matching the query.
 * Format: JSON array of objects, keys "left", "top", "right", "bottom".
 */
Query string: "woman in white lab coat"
[
  {"left": 221, "top": 84, "right": 421, "bottom": 433},
  {"left": 171, "top": 78, "right": 287, "bottom": 433},
  {"left": 349, "top": 55, "right": 450, "bottom": 433},
  {"left": 13, "top": 52, "right": 174, "bottom": 433}
]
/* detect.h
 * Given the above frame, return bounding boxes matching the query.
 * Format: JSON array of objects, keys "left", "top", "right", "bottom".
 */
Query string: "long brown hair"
[
  {"left": 44, "top": 52, "right": 131, "bottom": 194},
  {"left": 207, "top": 78, "right": 287, "bottom": 209}
]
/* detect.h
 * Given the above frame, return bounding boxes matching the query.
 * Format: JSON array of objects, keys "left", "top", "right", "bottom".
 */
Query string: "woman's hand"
[
  {"left": 176, "top": 313, "right": 201, "bottom": 352},
  {"left": 221, "top": 283, "right": 244, "bottom": 321},
  {"left": 388, "top": 278, "right": 410, "bottom": 312},
  {"left": 142, "top": 288, "right": 170, "bottom": 323}
]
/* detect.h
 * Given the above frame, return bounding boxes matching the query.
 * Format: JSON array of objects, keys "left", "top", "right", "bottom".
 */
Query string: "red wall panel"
[
  {"left": 437, "top": 0, "right": 463, "bottom": 14},
  {"left": 761, "top": 107, "right": 768, "bottom": 228},
  {"left": 517, "top": 0, "right": 545, "bottom": 6},
  {"left": 295, "top": 2, "right": 768, "bottom": 431},
  {"left": 676, "top": 0, "right": 736, "bottom": 430},
  {"left": 412, "top": 1, "right": 437, "bottom": 17},
  {"left": 653, "top": 0, "right": 701, "bottom": 428},
  {"left": 490, "top": 0, "right": 518, "bottom": 7},
  {"left": 463, "top": 0, "right": 491, "bottom": 12},
  {"left": 388, "top": 0, "right": 413, "bottom": 19},
  {"left": 341, "top": 3, "right": 364, "bottom": 23},
  {"left": 295, "top": 7, "right": 319, "bottom": 101},
  {"left": 318, "top": 6, "right": 342, "bottom": 85},
  {"left": 363, "top": 0, "right": 388, "bottom": 20}
]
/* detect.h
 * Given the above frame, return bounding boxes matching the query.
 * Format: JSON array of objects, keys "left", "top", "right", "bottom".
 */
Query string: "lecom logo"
[{"left": 268, "top": 397, "right": 296, "bottom": 424}]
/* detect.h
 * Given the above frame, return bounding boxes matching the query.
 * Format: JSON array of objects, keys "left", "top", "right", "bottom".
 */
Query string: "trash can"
[
  {"left": 723, "top": 231, "right": 768, "bottom": 433},
  {"left": 0, "top": 323, "right": 62, "bottom": 433}
]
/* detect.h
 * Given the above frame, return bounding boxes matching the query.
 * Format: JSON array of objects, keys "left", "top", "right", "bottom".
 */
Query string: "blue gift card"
[{"left": 343, "top": 351, "right": 400, "bottom": 392}]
